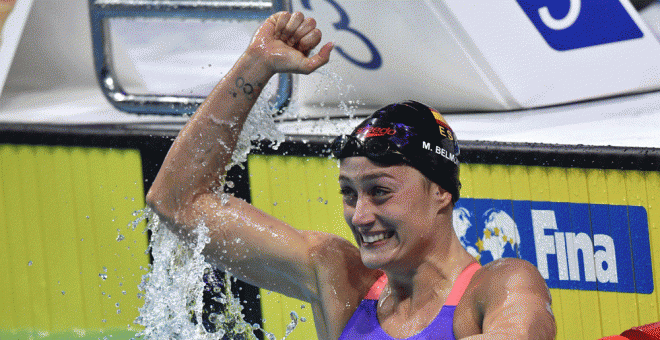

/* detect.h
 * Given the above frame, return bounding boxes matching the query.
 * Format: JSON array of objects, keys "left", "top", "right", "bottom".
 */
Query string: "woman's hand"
[{"left": 246, "top": 11, "right": 334, "bottom": 75}]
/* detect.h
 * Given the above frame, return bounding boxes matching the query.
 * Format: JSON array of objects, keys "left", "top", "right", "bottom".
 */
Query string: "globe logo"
[
  {"left": 453, "top": 207, "right": 480, "bottom": 260},
  {"left": 453, "top": 207, "right": 521, "bottom": 265}
]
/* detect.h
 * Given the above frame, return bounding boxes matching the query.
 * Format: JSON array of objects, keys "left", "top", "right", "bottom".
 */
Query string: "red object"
[
  {"left": 621, "top": 322, "right": 660, "bottom": 340},
  {"left": 600, "top": 322, "right": 660, "bottom": 340}
]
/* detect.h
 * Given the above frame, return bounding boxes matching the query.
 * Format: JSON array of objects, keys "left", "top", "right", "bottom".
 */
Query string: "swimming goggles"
[{"left": 331, "top": 134, "right": 410, "bottom": 164}]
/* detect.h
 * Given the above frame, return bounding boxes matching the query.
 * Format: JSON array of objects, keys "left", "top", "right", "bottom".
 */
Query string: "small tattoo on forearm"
[{"left": 234, "top": 77, "right": 259, "bottom": 98}]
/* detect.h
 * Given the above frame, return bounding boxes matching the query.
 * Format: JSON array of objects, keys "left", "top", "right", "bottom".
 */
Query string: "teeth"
[{"left": 361, "top": 232, "right": 391, "bottom": 244}]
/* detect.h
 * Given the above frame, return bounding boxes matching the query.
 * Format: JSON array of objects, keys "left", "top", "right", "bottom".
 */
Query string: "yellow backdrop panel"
[
  {"left": 0, "top": 144, "right": 149, "bottom": 339},
  {"left": 248, "top": 154, "right": 659, "bottom": 340}
]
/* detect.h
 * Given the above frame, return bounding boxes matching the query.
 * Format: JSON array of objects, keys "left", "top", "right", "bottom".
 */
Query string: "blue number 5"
[{"left": 301, "top": 0, "right": 382, "bottom": 69}]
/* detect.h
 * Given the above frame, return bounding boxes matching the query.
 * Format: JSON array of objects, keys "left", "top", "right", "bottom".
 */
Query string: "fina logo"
[
  {"left": 515, "top": 0, "right": 644, "bottom": 51},
  {"left": 453, "top": 198, "right": 653, "bottom": 294}
]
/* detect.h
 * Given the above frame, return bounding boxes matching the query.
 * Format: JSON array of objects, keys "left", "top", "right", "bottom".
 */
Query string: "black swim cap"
[{"left": 332, "top": 101, "right": 461, "bottom": 203}]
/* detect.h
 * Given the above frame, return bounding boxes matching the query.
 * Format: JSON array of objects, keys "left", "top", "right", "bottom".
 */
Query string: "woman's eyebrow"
[{"left": 338, "top": 172, "right": 396, "bottom": 183}]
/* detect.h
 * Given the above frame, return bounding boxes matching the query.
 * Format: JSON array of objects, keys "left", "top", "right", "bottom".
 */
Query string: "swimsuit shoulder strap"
[
  {"left": 364, "top": 272, "right": 388, "bottom": 300},
  {"left": 363, "top": 262, "right": 481, "bottom": 303},
  {"left": 445, "top": 262, "right": 481, "bottom": 306}
]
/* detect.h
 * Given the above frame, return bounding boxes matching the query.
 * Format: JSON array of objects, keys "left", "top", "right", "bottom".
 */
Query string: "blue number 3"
[{"left": 301, "top": 0, "right": 382, "bottom": 69}]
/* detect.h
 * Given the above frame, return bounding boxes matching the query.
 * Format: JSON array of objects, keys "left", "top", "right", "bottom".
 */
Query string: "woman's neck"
[{"left": 381, "top": 234, "right": 476, "bottom": 314}]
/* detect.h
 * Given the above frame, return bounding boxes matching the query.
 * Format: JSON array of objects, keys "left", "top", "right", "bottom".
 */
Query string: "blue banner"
[{"left": 453, "top": 198, "right": 653, "bottom": 293}]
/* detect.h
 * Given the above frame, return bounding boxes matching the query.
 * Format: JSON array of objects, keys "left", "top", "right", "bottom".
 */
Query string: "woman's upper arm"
[
  {"left": 181, "top": 192, "right": 355, "bottom": 303},
  {"left": 473, "top": 259, "right": 556, "bottom": 340}
]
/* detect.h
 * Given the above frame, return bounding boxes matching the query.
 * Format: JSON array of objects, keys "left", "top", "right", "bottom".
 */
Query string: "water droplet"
[
  {"left": 99, "top": 273, "right": 108, "bottom": 281},
  {"left": 212, "top": 313, "right": 226, "bottom": 324},
  {"left": 284, "top": 311, "right": 299, "bottom": 337},
  {"left": 220, "top": 193, "right": 230, "bottom": 205},
  {"left": 235, "top": 323, "right": 246, "bottom": 334},
  {"left": 116, "top": 234, "right": 125, "bottom": 242},
  {"left": 61, "top": 291, "right": 66, "bottom": 295},
  {"left": 28, "top": 261, "right": 33, "bottom": 266}
]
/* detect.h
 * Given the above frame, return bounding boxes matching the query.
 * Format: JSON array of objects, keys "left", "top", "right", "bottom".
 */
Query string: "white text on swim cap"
[{"left": 422, "top": 141, "right": 459, "bottom": 165}]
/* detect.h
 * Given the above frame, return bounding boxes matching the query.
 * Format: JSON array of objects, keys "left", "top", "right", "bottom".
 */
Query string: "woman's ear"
[{"left": 430, "top": 182, "right": 452, "bottom": 210}]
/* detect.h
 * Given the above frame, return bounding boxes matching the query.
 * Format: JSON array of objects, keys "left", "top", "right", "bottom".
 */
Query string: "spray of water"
[{"left": 133, "top": 68, "right": 358, "bottom": 339}]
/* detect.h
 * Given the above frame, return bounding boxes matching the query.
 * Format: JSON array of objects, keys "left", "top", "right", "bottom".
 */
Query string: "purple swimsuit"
[{"left": 338, "top": 263, "right": 481, "bottom": 340}]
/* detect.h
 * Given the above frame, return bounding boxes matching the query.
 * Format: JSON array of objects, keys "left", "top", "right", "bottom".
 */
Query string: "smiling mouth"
[{"left": 361, "top": 231, "right": 395, "bottom": 245}]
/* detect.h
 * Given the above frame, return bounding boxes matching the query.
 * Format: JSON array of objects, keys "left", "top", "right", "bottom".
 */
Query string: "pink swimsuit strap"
[{"left": 364, "top": 262, "right": 481, "bottom": 305}]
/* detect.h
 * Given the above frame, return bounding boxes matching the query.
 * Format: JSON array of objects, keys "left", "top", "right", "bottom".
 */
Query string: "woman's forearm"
[
  {"left": 146, "top": 11, "right": 332, "bottom": 226},
  {"left": 146, "top": 52, "right": 274, "bottom": 224}
]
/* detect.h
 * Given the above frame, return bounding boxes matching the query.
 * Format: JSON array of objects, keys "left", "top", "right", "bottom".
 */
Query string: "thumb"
[{"left": 300, "top": 42, "right": 334, "bottom": 74}]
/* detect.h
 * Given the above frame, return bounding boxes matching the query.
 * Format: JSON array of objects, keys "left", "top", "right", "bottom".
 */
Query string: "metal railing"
[{"left": 88, "top": 0, "right": 291, "bottom": 115}]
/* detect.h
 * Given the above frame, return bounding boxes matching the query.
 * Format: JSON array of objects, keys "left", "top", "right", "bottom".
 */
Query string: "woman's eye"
[
  {"left": 371, "top": 187, "right": 389, "bottom": 197},
  {"left": 339, "top": 188, "right": 357, "bottom": 206},
  {"left": 339, "top": 187, "right": 356, "bottom": 197}
]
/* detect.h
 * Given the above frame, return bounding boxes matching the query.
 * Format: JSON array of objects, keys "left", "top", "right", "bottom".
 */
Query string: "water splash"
[
  {"left": 134, "top": 211, "right": 218, "bottom": 340},
  {"left": 132, "top": 68, "right": 360, "bottom": 339},
  {"left": 133, "top": 209, "right": 281, "bottom": 340}
]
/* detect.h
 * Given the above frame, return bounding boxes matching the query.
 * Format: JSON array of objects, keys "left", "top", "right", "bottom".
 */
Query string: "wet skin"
[
  {"left": 147, "top": 11, "right": 556, "bottom": 340},
  {"left": 338, "top": 157, "right": 473, "bottom": 337},
  {"left": 338, "top": 157, "right": 556, "bottom": 340},
  {"left": 338, "top": 157, "right": 459, "bottom": 273}
]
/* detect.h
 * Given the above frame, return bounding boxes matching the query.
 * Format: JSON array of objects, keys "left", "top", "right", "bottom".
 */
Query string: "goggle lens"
[{"left": 331, "top": 135, "right": 408, "bottom": 164}]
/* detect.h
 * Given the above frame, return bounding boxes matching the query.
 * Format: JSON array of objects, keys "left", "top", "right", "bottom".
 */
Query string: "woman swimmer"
[{"left": 147, "top": 11, "right": 556, "bottom": 340}]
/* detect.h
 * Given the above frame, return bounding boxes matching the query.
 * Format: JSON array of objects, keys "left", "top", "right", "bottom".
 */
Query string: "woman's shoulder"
[
  {"left": 476, "top": 257, "right": 546, "bottom": 288},
  {"left": 478, "top": 257, "right": 539, "bottom": 274},
  {"left": 302, "top": 231, "right": 383, "bottom": 339},
  {"left": 305, "top": 231, "right": 382, "bottom": 292},
  {"left": 455, "top": 258, "right": 554, "bottom": 338},
  {"left": 467, "top": 257, "right": 551, "bottom": 308}
]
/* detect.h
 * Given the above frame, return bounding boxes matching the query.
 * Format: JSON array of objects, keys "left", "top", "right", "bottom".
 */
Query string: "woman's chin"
[{"left": 360, "top": 246, "right": 398, "bottom": 270}]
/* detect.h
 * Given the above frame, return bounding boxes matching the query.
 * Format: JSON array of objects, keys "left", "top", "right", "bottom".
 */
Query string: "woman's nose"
[{"left": 351, "top": 196, "right": 375, "bottom": 227}]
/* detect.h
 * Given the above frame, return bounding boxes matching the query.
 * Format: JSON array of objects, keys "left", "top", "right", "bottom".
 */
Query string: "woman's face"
[{"left": 338, "top": 157, "right": 446, "bottom": 271}]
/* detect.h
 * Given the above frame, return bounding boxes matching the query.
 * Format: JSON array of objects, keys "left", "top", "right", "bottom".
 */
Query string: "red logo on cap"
[{"left": 356, "top": 126, "right": 396, "bottom": 138}]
